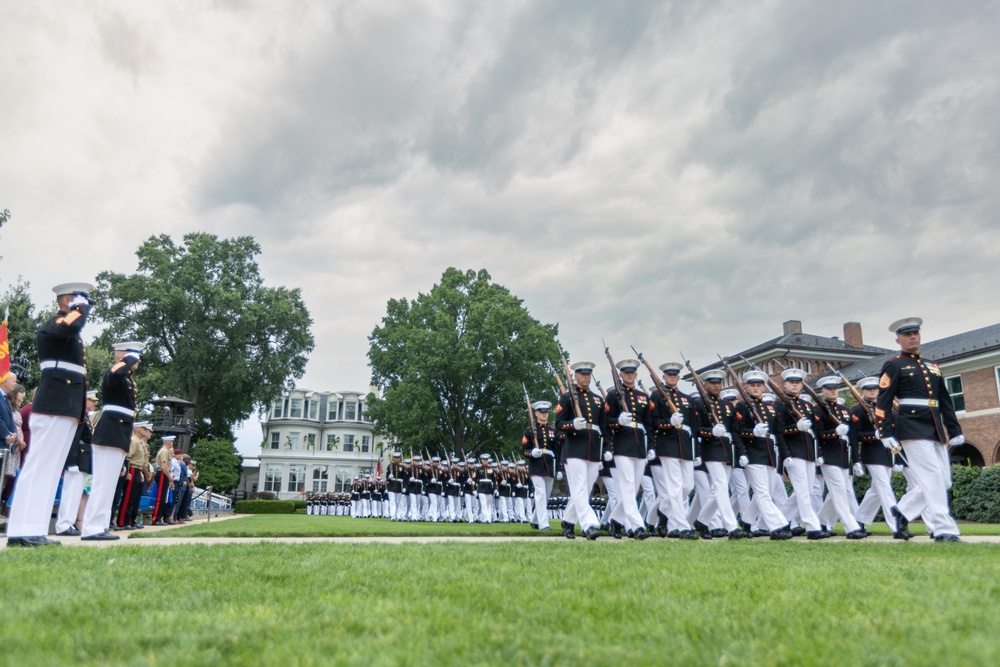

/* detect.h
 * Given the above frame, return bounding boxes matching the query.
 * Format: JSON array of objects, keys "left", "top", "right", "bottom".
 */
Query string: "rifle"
[
  {"left": 632, "top": 346, "right": 679, "bottom": 414},
  {"left": 774, "top": 359, "right": 842, "bottom": 426},
  {"left": 681, "top": 351, "right": 720, "bottom": 425},
  {"left": 602, "top": 339, "right": 627, "bottom": 403},
  {"left": 825, "top": 362, "right": 875, "bottom": 422},
  {"left": 522, "top": 382, "right": 540, "bottom": 451},
  {"left": 594, "top": 379, "right": 607, "bottom": 400},
  {"left": 718, "top": 355, "right": 764, "bottom": 424},
  {"left": 560, "top": 356, "right": 584, "bottom": 420}
]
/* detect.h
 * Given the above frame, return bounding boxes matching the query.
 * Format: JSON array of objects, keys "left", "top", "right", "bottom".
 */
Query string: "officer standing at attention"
[
  {"left": 877, "top": 318, "right": 964, "bottom": 542},
  {"left": 7, "top": 282, "right": 93, "bottom": 548}
]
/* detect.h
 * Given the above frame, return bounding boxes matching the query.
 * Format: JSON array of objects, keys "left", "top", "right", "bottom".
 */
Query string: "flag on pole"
[
  {"left": 0, "top": 313, "right": 10, "bottom": 382},
  {"left": 375, "top": 458, "right": 382, "bottom": 477}
]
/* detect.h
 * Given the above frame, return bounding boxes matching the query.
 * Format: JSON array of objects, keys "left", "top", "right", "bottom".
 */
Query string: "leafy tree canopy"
[
  {"left": 92, "top": 233, "right": 314, "bottom": 439},
  {"left": 1, "top": 277, "right": 47, "bottom": 389},
  {"left": 190, "top": 438, "right": 242, "bottom": 493},
  {"left": 367, "top": 267, "right": 562, "bottom": 458}
]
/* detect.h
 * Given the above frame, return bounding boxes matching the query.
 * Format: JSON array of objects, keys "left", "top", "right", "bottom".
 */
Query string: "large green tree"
[
  {"left": 367, "top": 268, "right": 562, "bottom": 458},
  {"left": 92, "top": 233, "right": 314, "bottom": 439},
  {"left": 189, "top": 438, "right": 242, "bottom": 493},
  {"left": 1, "top": 277, "right": 47, "bottom": 389}
]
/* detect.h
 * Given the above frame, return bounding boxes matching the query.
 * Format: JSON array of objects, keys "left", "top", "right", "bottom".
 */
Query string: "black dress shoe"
[
  {"left": 845, "top": 529, "right": 867, "bottom": 540},
  {"left": 739, "top": 520, "right": 752, "bottom": 533},
  {"left": 529, "top": 522, "right": 539, "bottom": 530},
  {"left": 807, "top": 530, "right": 830, "bottom": 540},
  {"left": 678, "top": 529, "right": 699, "bottom": 540},
  {"left": 751, "top": 529, "right": 769, "bottom": 538},
  {"left": 893, "top": 528, "right": 912, "bottom": 540},
  {"left": 56, "top": 527, "right": 81, "bottom": 536},
  {"left": 770, "top": 528, "right": 792, "bottom": 540},
  {"left": 633, "top": 529, "right": 652, "bottom": 540},
  {"left": 609, "top": 520, "right": 623, "bottom": 540},
  {"left": 693, "top": 520, "right": 712, "bottom": 540},
  {"left": 666, "top": 530, "right": 680, "bottom": 539},
  {"left": 7, "top": 536, "right": 60, "bottom": 547},
  {"left": 561, "top": 521, "right": 576, "bottom": 539},
  {"left": 934, "top": 534, "right": 962, "bottom": 543},
  {"left": 710, "top": 528, "right": 729, "bottom": 539},
  {"left": 890, "top": 507, "right": 909, "bottom": 530},
  {"left": 790, "top": 526, "right": 806, "bottom": 537},
  {"left": 584, "top": 526, "right": 601, "bottom": 540},
  {"left": 122, "top": 525, "right": 136, "bottom": 531},
  {"left": 81, "top": 531, "right": 120, "bottom": 541},
  {"left": 727, "top": 529, "right": 749, "bottom": 540},
  {"left": 859, "top": 523, "right": 873, "bottom": 537}
]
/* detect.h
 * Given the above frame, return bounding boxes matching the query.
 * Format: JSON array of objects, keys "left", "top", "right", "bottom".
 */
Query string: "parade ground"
[{"left": 2, "top": 515, "right": 999, "bottom": 666}]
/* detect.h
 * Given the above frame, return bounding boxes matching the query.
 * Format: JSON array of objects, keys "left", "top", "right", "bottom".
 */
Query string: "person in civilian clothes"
[
  {"left": 774, "top": 369, "right": 827, "bottom": 540},
  {"left": 877, "top": 317, "right": 964, "bottom": 542},
  {"left": 523, "top": 400, "right": 560, "bottom": 531},
  {"left": 55, "top": 390, "right": 98, "bottom": 536},
  {"left": 648, "top": 362, "right": 698, "bottom": 539},
  {"left": 812, "top": 376, "right": 866, "bottom": 539},
  {"left": 850, "top": 377, "right": 904, "bottom": 538},
  {"left": 171, "top": 449, "right": 190, "bottom": 522},
  {"left": 151, "top": 435, "right": 176, "bottom": 525},
  {"left": 8, "top": 282, "right": 93, "bottom": 548},
  {"left": 555, "top": 361, "right": 605, "bottom": 540}
]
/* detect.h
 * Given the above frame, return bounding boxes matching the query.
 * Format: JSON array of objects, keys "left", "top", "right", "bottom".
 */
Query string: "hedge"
[
  {"left": 234, "top": 500, "right": 296, "bottom": 514},
  {"left": 851, "top": 464, "right": 1000, "bottom": 524}
]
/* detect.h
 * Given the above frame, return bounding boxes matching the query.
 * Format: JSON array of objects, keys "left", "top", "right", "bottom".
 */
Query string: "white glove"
[
  {"left": 531, "top": 448, "right": 542, "bottom": 459},
  {"left": 617, "top": 412, "right": 633, "bottom": 426},
  {"left": 738, "top": 455, "right": 749, "bottom": 467},
  {"left": 556, "top": 472, "right": 564, "bottom": 481},
  {"left": 572, "top": 417, "right": 587, "bottom": 431},
  {"left": 669, "top": 412, "right": 684, "bottom": 428},
  {"left": 603, "top": 450, "right": 613, "bottom": 462},
  {"left": 796, "top": 418, "right": 812, "bottom": 432},
  {"left": 753, "top": 423, "right": 769, "bottom": 438},
  {"left": 835, "top": 424, "right": 850, "bottom": 437},
  {"left": 949, "top": 435, "right": 965, "bottom": 446},
  {"left": 892, "top": 464, "right": 903, "bottom": 473},
  {"left": 881, "top": 437, "right": 899, "bottom": 451},
  {"left": 853, "top": 462, "right": 865, "bottom": 477},
  {"left": 68, "top": 295, "right": 89, "bottom": 309},
  {"left": 693, "top": 457, "right": 702, "bottom": 466},
  {"left": 711, "top": 424, "right": 727, "bottom": 438},
  {"left": 646, "top": 449, "right": 656, "bottom": 461},
  {"left": 409, "top": 477, "right": 417, "bottom": 483},
  {"left": 783, "top": 458, "right": 793, "bottom": 471},
  {"left": 816, "top": 457, "right": 825, "bottom": 466},
  {"left": 874, "top": 428, "right": 881, "bottom": 439}
]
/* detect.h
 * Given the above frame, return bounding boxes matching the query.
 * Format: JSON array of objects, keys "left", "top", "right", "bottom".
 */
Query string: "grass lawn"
[
  {"left": 2, "top": 538, "right": 999, "bottom": 666},
  {"left": 131, "top": 513, "right": 1000, "bottom": 539}
]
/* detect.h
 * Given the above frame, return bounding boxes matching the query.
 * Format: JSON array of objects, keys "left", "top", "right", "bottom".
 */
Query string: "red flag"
[
  {"left": 0, "top": 318, "right": 10, "bottom": 382},
  {"left": 375, "top": 459, "right": 382, "bottom": 477}
]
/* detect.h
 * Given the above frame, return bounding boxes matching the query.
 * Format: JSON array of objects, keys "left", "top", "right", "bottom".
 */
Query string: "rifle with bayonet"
[
  {"left": 681, "top": 351, "right": 721, "bottom": 425},
  {"left": 718, "top": 355, "right": 764, "bottom": 424},
  {"left": 632, "top": 346, "right": 679, "bottom": 414}
]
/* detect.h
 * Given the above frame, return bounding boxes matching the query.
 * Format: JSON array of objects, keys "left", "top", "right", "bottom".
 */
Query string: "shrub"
[
  {"left": 962, "top": 465, "right": 1000, "bottom": 524},
  {"left": 249, "top": 491, "right": 278, "bottom": 501},
  {"left": 950, "top": 464, "right": 983, "bottom": 521},
  {"left": 234, "top": 500, "right": 296, "bottom": 514},
  {"left": 292, "top": 500, "right": 307, "bottom": 511}
]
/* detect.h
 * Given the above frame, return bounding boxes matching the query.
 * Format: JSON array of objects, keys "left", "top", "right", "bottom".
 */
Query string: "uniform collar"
[{"left": 902, "top": 351, "right": 922, "bottom": 360}]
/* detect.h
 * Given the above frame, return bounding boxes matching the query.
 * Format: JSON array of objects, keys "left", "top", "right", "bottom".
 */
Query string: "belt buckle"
[{"left": 928, "top": 399, "right": 938, "bottom": 408}]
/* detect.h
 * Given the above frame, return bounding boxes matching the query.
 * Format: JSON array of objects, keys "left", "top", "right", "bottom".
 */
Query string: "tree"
[
  {"left": 367, "top": 267, "right": 563, "bottom": 457},
  {"left": 92, "top": 233, "right": 315, "bottom": 439},
  {"left": 0, "top": 277, "right": 47, "bottom": 389},
  {"left": 190, "top": 438, "right": 242, "bottom": 493}
]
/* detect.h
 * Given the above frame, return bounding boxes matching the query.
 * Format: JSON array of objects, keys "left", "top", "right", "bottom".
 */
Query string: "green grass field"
[{"left": 2, "top": 524, "right": 999, "bottom": 666}]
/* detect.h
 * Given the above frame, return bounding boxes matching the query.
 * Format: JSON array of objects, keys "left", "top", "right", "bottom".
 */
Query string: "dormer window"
[{"left": 290, "top": 398, "right": 303, "bottom": 418}]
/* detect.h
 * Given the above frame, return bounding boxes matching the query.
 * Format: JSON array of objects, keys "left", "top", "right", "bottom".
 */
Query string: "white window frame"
[
  {"left": 271, "top": 401, "right": 283, "bottom": 419},
  {"left": 343, "top": 434, "right": 355, "bottom": 452},
  {"left": 312, "top": 466, "right": 329, "bottom": 493},
  {"left": 270, "top": 432, "right": 280, "bottom": 450},
  {"left": 288, "top": 431, "right": 301, "bottom": 449},
  {"left": 945, "top": 374, "right": 965, "bottom": 413},
  {"left": 344, "top": 402, "right": 357, "bottom": 421},
  {"left": 289, "top": 398, "right": 303, "bottom": 419},
  {"left": 361, "top": 435, "right": 370, "bottom": 453},
  {"left": 264, "top": 465, "right": 283, "bottom": 492},
  {"left": 326, "top": 434, "right": 338, "bottom": 451},
  {"left": 287, "top": 464, "right": 306, "bottom": 493},
  {"left": 308, "top": 400, "right": 318, "bottom": 420},
  {"left": 995, "top": 366, "right": 1000, "bottom": 406},
  {"left": 334, "top": 466, "right": 352, "bottom": 493},
  {"left": 328, "top": 401, "right": 340, "bottom": 422}
]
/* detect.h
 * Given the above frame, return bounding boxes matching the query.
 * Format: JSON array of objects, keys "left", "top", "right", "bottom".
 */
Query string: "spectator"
[
  {"left": 171, "top": 448, "right": 188, "bottom": 523},
  {"left": 2, "top": 381, "right": 27, "bottom": 523}
]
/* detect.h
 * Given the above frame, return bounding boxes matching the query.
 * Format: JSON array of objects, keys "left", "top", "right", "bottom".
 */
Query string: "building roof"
[{"left": 691, "top": 331, "right": 892, "bottom": 375}]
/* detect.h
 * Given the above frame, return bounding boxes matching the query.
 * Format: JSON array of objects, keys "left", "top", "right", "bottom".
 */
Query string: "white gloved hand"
[
  {"left": 68, "top": 295, "right": 89, "bottom": 309},
  {"left": 796, "top": 418, "right": 812, "bottom": 432},
  {"left": 670, "top": 412, "right": 684, "bottom": 428},
  {"left": 835, "top": 424, "right": 850, "bottom": 437},
  {"left": 617, "top": 412, "right": 633, "bottom": 426},
  {"left": 530, "top": 447, "right": 542, "bottom": 459},
  {"left": 409, "top": 477, "right": 417, "bottom": 483},
  {"left": 949, "top": 435, "right": 965, "bottom": 446},
  {"left": 783, "top": 458, "right": 794, "bottom": 471},
  {"left": 738, "top": 455, "right": 749, "bottom": 467},
  {"left": 711, "top": 424, "right": 727, "bottom": 438},
  {"left": 816, "top": 457, "right": 825, "bottom": 466},
  {"left": 881, "top": 437, "right": 899, "bottom": 451},
  {"left": 753, "top": 423, "right": 769, "bottom": 438},
  {"left": 892, "top": 464, "right": 903, "bottom": 473},
  {"left": 556, "top": 472, "right": 564, "bottom": 481},
  {"left": 573, "top": 417, "right": 587, "bottom": 431},
  {"left": 853, "top": 462, "right": 865, "bottom": 477},
  {"left": 693, "top": 457, "right": 702, "bottom": 466},
  {"left": 603, "top": 450, "right": 613, "bottom": 462},
  {"left": 646, "top": 449, "right": 656, "bottom": 461},
  {"left": 874, "top": 428, "right": 881, "bottom": 439}
]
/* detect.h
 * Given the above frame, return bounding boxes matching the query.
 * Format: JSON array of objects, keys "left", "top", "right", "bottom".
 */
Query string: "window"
[
  {"left": 304, "top": 434, "right": 316, "bottom": 449},
  {"left": 287, "top": 465, "right": 306, "bottom": 493},
  {"left": 334, "top": 466, "right": 352, "bottom": 492},
  {"left": 263, "top": 465, "right": 283, "bottom": 492},
  {"left": 345, "top": 402, "right": 357, "bottom": 421},
  {"left": 996, "top": 367, "right": 1000, "bottom": 405},
  {"left": 312, "top": 466, "right": 328, "bottom": 493},
  {"left": 289, "top": 398, "right": 303, "bottom": 418},
  {"left": 361, "top": 436, "right": 370, "bottom": 453},
  {"left": 271, "top": 401, "right": 283, "bottom": 419},
  {"left": 288, "top": 432, "right": 301, "bottom": 449},
  {"left": 328, "top": 401, "right": 340, "bottom": 421},
  {"left": 343, "top": 435, "right": 355, "bottom": 452},
  {"left": 360, "top": 402, "right": 369, "bottom": 422},
  {"left": 270, "top": 432, "right": 280, "bottom": 449},
  {"left": 308, "top": 401, "right": 318, "bottom": 420},
  {"left": 326, "top": 434, "right": 338, "bottom": 451},
  {"left": 946, "top": 375, "right": 965, "bottom": 412}
]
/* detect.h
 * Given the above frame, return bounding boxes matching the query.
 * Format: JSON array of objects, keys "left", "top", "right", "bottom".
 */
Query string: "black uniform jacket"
[
  {"left": 851, "top": 403, "right": 892, "bottom": 467},
  {"left": 775, "top": 395, "right": 820, "bottom": 462},
  {"left": 522, "top": 424, "right": 559, "bottom": 478},
  {"left": 694, "top": 395, "right": 738, "bottom": 464},
  {"left": 92, "top": 357, "right": 140, "bottom": 451},
  {"left": 735, "top": 399, "right": 788, "bottom": 467},
  {"left": 603, "top": 385, "right": 652, "bottom": 458},
  {"left": 649, "top": 387, "right": 698, "bottom": 460},
  {"left": 875, "top": 352, "right": 962, "bottom": 444},
  {"left": 63, "top": 414, "right": 94, "bottom": 474},
  {"left": 33, "top": 307, "right": 90, "bottom": 420},
  {"left": 816, "top": 400, "right": 851, "bottom": 469},
  {"left": 555, "top": 386, "right": 607, "bottom": 462},
  {"left": 385, "top": 462, "right": 405, "bottom": 494}
]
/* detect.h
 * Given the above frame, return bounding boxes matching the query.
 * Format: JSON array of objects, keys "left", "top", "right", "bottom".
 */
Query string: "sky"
[{"left": 2, "top": 1, "right": 999, "bottom": 455}]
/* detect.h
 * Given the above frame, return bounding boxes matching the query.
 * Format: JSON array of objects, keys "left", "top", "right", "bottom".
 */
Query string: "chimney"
[
  {"left": 844, "top": 322, "right": 863, "bottom": 348},
  {"left": 782, "top": 320, "right": 802, "bottom": 335}
]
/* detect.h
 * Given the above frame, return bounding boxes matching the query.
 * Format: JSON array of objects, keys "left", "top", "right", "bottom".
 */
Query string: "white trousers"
[
  {"left": 479, "top": 493, "right": 495, "bottom": 523},
  {"left": 82, "top": 445, "right": 126, "bottom": 537},
  {"left": 657, "top": 458, "right": 693, "bottom": 532},
  {"left": 783, "top": 459, "right": 821, "bottom": 532},
  {"left": 531, "top": 476, "right": 553, "bottom": 527},
  {"left": 855, "top": 464, "right": 898, "bottom": 532},
  {"left": 729, "top": 467, "right": 753, "bottom": 525},
  {"left": 427, "top": 494, "right": 440, "bottom": 521},
  {"left": 609, "top": 456, "right": 646, "bottom": 532},
  {"left": 55, "top": 468, "right": 86, "bottom": 533},
  {"left": 648, "top": 464, "right": 669, "bottom": 525},
  {"left": 464, "top": 494, "right": 477, "bottom": 522},
  {"left": 811, "top": 473, "right": 825, "bottom": 514},
  {"left": 8, "top": 413, "right": 78, "bottom": 537},
  {"left": 497, "top": 495, "right": 510, "bottom": 522},
  {"left": 688, "top": 469, "right": 714, "bottom": 526},
  {"left": 408, "top": 493, "right": 421, "bottom": 520},
  {"left": 602, "top": 474, "right": 619, "bottom": 526},
  {"left": 513, "top": 496, "right": 526, "bottom": 522},
  {"left": 896, "top": 439, "right": 958, "bottom": 536},
  {"left": 698, "top": 462, "right": 738, "bottom": 532},
  {"left": 563, "top": 458, "right": 600, "bottom": 531},
  {"left": 818, "top": 465, "right": 861, "bottom": 532},
  {"left": 638, "top": 473, "right": 656, "bottom": 522},
  {"left": 745, "top": 464, "right": 788, "bottom": 532}
]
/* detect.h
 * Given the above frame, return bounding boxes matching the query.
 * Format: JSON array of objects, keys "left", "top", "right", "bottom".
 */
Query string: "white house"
[{"left": 251, "top": 388, "right": 386, "bottom": 500}]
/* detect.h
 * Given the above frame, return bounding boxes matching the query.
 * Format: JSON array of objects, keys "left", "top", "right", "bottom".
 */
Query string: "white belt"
[
  {"left": 681, "top": 425, "right": 692, "bottom": 436},
  {"left": 898, "top": 398, "right": 938, "bottom": 408},
  {"left": 589, "top": 424, "right": 602, "bottom": 434},
  {"left": 40, "top": 360, "right": 86, "bottom": 375},
  {"left": 104, "top": 405, "right": 135, "bottom": 417}
]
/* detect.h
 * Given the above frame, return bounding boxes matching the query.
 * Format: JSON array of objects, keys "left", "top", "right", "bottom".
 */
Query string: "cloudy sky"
[{"left": 2, "top": 1, "right": 998, "bottom": 454}]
